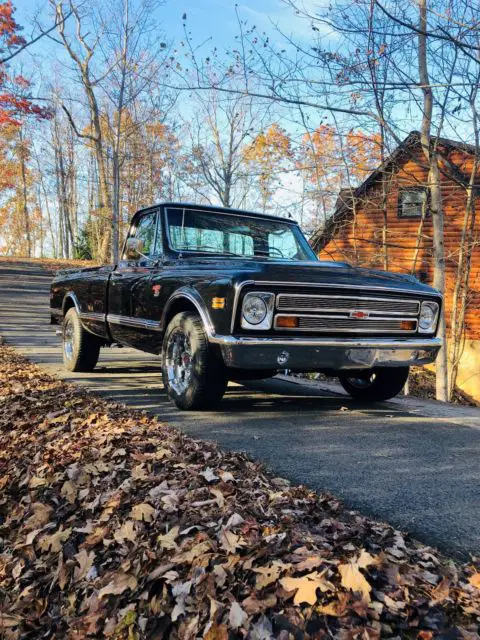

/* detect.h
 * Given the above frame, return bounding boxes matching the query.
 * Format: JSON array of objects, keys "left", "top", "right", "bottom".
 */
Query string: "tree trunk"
[
  {"left": 418, "top": 0, "right": 448, "bottom": 401},
  {"left": 18, "top": 127, "right": 32, "bottom": 257}
]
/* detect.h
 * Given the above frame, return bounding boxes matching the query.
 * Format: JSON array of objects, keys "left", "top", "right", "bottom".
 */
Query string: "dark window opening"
[{"left": 398, "top": 188, "right": 428, "bottom": 218}]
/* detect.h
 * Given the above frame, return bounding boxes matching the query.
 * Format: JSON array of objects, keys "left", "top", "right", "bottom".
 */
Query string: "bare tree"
[
  {"left": 53, "top": 0, "right": 112, "bottom": 262},
  {"left": 183, "top": 91, "right": 261, "bottom": 208}
]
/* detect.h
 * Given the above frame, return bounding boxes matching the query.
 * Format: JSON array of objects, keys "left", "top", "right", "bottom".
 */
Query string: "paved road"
[{"left": 1, "top": 259, "right": 480, "bottom": 558}]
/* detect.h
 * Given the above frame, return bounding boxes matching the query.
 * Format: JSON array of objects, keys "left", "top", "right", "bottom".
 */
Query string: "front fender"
[{"left": 161, "top": 287, "right": 216, "bottom": 338}]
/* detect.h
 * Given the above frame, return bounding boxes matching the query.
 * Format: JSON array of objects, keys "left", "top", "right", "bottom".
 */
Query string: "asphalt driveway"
[{"left": 1, "top": 259, "right": 479, "bottom": 558}]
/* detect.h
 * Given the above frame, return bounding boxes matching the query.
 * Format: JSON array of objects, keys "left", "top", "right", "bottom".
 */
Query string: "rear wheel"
[
  {"left": 62, "top": 307, "right": 101, "bottom": 372},
  {"left": 162, "top": 311, "right": 227, "bottom": 410},
  {"left": 338, "top": 366, "right": 409, "bottom": 402}
]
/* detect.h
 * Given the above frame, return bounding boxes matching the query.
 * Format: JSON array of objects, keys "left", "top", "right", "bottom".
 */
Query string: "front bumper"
[{"left": 210, "top": 335, "right": 442, "bottom": 371}]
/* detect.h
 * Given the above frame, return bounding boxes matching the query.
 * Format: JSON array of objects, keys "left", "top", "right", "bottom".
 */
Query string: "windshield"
[{"left": 165, "top": 208, "right": 317, "bottom": 261}]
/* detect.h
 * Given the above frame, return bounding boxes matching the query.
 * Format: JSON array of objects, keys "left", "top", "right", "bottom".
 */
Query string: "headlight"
[
  {"left": 418, "top": 301, "right": 439, "bottom": 334},
  {"left": 241, "top": 292, "right": 274, "bottom": 330}
]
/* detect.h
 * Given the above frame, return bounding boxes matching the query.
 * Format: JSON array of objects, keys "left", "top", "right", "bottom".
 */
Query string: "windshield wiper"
[{"left": 174, "top": 245, "right": 242, "bottom": 257}]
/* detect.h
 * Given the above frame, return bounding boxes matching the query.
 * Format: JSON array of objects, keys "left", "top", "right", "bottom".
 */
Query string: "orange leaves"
[
  {"left": 0, "top": 3, "right": 51, "bottom": 125},
  {"left": 298, "top": 124, "right": 381, "bottom": 215},
  {"left": 243, "top": 123, "right": 293, "bottom": 204},
  {"left": 0, "top": 2, "right": 23, "bottom": 43}
]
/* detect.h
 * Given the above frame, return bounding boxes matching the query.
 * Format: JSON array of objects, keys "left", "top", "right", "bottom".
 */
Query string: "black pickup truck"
[{"left": 50, "top": 202, "right": 442, "bottom": 410}]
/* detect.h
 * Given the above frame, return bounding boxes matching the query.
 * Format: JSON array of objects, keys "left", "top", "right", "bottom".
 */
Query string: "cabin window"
[
  {"left": 134, "top": 212, "right": 157, "bottom": 257},
  {"left": 398, "top": 188, "right": 428, "bottom": 218}
]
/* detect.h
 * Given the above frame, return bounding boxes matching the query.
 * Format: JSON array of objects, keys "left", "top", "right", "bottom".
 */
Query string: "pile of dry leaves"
[
  {"left": 0, "top": 256, "right": 98, "bottom": 273},
  {"left": 0, "top": 344, "right": 479, "bottom": 639}
]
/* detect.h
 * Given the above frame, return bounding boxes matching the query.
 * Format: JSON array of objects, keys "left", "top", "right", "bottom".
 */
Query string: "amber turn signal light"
[
  {"left": 276, "top": 315, "right": 299, "bottom": 328},
  {"left": 212, "top": 297, "right": 226, "bottom": 309},
  {"left": 400, "top": 320, "right": 416, "bottom": 331}
]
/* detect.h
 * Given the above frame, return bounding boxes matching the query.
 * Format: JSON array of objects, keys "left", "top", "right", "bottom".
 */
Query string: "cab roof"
[{"left": 136, "top": 202, "right": 299, "bottom": 225}]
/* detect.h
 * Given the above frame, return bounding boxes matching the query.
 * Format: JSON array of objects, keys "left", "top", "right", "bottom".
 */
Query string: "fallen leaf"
[
  {"left": 338, "top": 561, "right": 371, "bottom": 602},
  {"left": 210, "top": 488, "right": 225, "bottom": 508},
  {"left": 219, "top": 528, "right": 244, "bottom": 554},
  {"left": 114, "top": 520, "right": 137, "bottom": 544},
  {"left": 157, "top": 526, "right": 180, "bottom": 550},
  {"left": 294, "top": 555, "right": 325, "bottom": 572},
  {"left": 357, "top": 549, "right": 380, "bottom": 568},
  {"left": 200, "top": 467, "right": 218, "bottom": 483},
  {"left": 281, "top": 570, "right": 335, "bottom": 605},
  {"left": 253, "top": 561, "right": 288, "bottom": 589},
  {"left": 27, "top": 502, "right": 53, "bottom": 527},
  {"left": 130, "top": 502, "right": 155, "bottom": 522},
  {"left": 468, "top": 573, "right": 480, "bottom": 589},
  {"left": 29, "top": 475, "right": 47, "bottom": 488},
  {"left": 98, "top": 572, "right": 137, "bottom": 598},
  {"left": 61, "top": 480, "right": 77, "bottom": 504},
  {"left": 173, "top": 541, "right": 211, "bottom": 563},
  {"left": 38, "top": 527, "right": 72, "bottom": 554},
  {"left": 228, "top": 601, "right": 248, "bottom": 630},
  {"left": 74, "top": 549, "right": 95, "bottom": 582},
  {"left": 317, "top": 601, "right": 341, "bottom": 616},
  {"left": 431, "top": 577, "right": 450, "bottom": 603},
  {"left": 242, "top": 592, "right": 277, "bottom": 615}
]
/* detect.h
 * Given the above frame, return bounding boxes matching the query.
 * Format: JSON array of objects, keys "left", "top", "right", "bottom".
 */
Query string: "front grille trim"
[
  {"left": 274, "top": 314, "right": 418, "bottom": 334},
  {"left": 276, "top": 293, "right": 420, "bottom": 316}
]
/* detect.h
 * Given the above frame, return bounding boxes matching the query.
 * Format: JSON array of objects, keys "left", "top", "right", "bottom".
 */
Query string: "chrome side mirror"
[{"left": 125, "top": 237, "right": 144, "bottom": 260}]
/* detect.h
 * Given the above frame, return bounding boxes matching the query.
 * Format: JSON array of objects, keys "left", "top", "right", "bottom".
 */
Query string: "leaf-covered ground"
[
  {"left": 0, "top": 256, "right": 98, "bottom": 272},
  {"left": 0, "top": 344, "right": 479, "bottom": 639}
]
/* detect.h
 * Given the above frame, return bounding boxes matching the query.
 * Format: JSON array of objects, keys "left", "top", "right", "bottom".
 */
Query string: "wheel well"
[
  {"left": 163, "top": 298, "right": 200, "bottom": 329},
  {"left": 63, "top": 296, "right": 76, "bottom": 315}
]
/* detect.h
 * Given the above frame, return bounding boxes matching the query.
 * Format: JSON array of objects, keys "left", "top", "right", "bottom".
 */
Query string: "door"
[{"left": 108, "top": 210, "right": 162, "bottom": 349}]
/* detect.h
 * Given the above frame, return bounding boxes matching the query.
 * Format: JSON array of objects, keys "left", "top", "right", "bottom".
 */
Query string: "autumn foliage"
[
  {"left": 298, "top": 125, "right": 381, "bottom": 215},
  {"left": 244, "top": 124, "right": 293, "bottom": 209},
  {"left": 0, "top": 1, "right": 50, "bottom": 125}
]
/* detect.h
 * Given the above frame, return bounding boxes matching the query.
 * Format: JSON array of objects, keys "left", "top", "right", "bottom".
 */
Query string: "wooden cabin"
[{"left": 311, "top": 131, "right": 480, "bottom": 401}]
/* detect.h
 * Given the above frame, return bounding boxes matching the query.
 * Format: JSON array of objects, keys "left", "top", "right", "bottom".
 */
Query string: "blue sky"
[{"left": 15, "top": 0, "right": 319, "bottom": 58}]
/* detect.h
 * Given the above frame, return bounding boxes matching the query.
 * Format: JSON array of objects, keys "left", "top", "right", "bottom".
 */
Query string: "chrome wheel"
[
  {"left": 165, "top": 329, "right": 193, "bottom": 395},
  {"left": 63, "top": 317, "right": 75, "bottom": 362}
]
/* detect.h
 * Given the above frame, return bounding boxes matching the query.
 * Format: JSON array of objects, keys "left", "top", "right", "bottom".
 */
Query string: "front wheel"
[
  {"left": 161, "top": 312, "right": 227, "bottom": 410},
  {"left": 338, "top": 366, "right": 409, "bottom": 402}
]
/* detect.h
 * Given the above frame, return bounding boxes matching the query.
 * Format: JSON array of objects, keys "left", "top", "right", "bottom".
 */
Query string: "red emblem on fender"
[
  {"left": 350, "top": 310, "right": 369, "bottom": 319},
  {"left": 152, "top": 284, "right": 162, "bottom": 297}
]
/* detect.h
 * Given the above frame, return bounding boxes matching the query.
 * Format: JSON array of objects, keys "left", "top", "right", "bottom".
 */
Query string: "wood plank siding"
[{"left": 317, "top": 141, "right": 480, "bottom": 341}]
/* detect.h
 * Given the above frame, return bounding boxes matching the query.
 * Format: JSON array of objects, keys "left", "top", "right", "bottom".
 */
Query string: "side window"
[
  {"left": 135, "top": 213, "right": 157, "bottom": 257},
  {"left": 268, "top": 229, "right": 299, "bottom": 259}
]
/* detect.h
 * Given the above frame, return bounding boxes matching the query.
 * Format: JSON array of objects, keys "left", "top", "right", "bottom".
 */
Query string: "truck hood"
[{"left": 174, "top": 257, "right": 440, "bottom": 297}]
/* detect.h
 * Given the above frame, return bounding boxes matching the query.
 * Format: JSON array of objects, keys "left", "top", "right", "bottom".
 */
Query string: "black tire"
[
  {"left": 338, "top": 366, "right": 409, "bottom": 402},
  {"left": 62, "top": 307, "right": 101, "bottom": 372},
  {"left": 161, "top": 311, "right": 227, "bottom": 410}
]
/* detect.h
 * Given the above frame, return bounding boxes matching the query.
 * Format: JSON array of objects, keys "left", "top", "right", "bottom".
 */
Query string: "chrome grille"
[
  {"left": 275, "top": 315, "right": 417, "bottom": 333},
  {"left": 276, "top": 294, "right": 420, "bottom": 316}
]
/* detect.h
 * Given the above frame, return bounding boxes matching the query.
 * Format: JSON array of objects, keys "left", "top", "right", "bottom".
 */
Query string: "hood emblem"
[
  {"left": 350, "top": 310, "right": 369, "bottom": 319},
  {"left": 152, "top": 284, "right": 162, "bottom": 297}
]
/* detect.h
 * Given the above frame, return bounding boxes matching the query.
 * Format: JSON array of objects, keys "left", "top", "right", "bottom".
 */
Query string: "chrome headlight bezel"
[
  {"left": 418, "top": 300, "right": 440, "bottom": 334},
  {"left": 241, "top": 292, "right": 275, "bottom": 330}
]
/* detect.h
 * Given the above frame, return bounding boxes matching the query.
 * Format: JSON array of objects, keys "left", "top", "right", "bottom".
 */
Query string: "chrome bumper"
[{"left": 210, "top": 335, "right": 442, "bottom": 371}]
